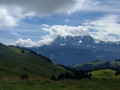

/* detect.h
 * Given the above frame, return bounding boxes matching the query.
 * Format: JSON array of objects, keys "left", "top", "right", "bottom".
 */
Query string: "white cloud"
[
  {"left": 92, "top": 1, "right": 101, "bottom": 6},
  {"left": 15, "top": 15, "right": 120, "bottom": 47},
  {"left": 84, "top": 15, "right": 120, "bottom": 42},
  {"left": 42, "top": 25, "right": 89, "bottom": 37},
  {"left": 15, "top": 25, "right": 89, "bottom": 47},
  {"left": 0, "top": 6, "right": 35, "bottom": 27},
  {"left": 40, "top": 25, "right": 89, "bottom": 45},
  {"left": 15, "top": 38, "right": 36, "bottom": 47},
  {"left": 0, "top": 8, "right": 18, "bottom": 27},
  {"left": 82, "top": 0, "right": 120, "bottom": 13}
]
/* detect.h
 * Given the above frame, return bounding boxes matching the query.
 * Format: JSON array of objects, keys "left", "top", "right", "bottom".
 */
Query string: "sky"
[{"left": 0, "top": 0, "right": 120, "bottom": 47}]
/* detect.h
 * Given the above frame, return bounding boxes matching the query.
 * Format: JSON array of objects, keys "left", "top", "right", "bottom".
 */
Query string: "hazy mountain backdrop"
[{"left": 30, "top": 35, "right": 120, "bottom": 66}]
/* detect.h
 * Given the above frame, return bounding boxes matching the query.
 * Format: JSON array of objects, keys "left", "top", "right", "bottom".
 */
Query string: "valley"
[{"left": 0, "top": 42, "right": 120, "bottom": 90}]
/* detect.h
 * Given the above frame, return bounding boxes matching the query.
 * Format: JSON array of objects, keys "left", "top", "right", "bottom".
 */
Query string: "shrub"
[{"left": 20, "top": 74, "right": 28, "bottom": 80}]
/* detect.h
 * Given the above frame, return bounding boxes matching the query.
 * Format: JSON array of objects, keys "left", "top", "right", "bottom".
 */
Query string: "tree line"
[{"left": 51, "top": 71, "right": 92, "bottom": 81}]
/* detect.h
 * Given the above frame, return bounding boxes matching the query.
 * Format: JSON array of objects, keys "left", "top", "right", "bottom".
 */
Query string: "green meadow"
[{"left": 0, "top": 79, "right": 120, "bottom": 90}]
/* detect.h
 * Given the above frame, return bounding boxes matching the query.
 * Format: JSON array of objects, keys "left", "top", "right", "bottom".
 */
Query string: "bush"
[
  {"left": 51, "top": 75, "right": 56, "bottom": 80},
  {"left": 21, "top": 49, "right": 25, "bottom": 53},
  {"left": 115, "top": 70, "right": 120, "bottom": 76},
  {"left": 20, "top": 74, "right": 28, "bottom": 80}
]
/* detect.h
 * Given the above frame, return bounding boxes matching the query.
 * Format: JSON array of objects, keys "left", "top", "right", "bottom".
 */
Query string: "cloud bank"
[
  {"left": 15, "top": 15, "right": 120, "bottom": 47},
  {"left": 0, "top": 0, "right": 86, "bottom": 15}
]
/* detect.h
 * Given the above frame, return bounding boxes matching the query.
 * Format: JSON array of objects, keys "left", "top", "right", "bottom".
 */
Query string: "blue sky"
[{"left": 0, "top": 0, "right": 120, "bottom": 47}]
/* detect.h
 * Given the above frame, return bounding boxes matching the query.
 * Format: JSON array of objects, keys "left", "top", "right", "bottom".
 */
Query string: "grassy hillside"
[
  {"left": 0, "top": 43, "right": 68, "bottom": 80},
  {"left": 73, "top": 60, "right": 120, "bottom": 70},
  {"left": 90, "top": 69, "right": 116, "bottom": 79}
]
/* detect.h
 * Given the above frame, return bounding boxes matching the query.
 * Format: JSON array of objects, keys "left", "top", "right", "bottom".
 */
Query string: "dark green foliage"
[
  {"left": 64, "top": 72, "right": 73, "bottom": 79},
  {"left": 57, "top": 73, "right": 65, "bottom": 80},
  {"left": 43, "top": 57, "right": 53, "bottom": 63},
  {"left": 29, "top": 50, "right": 38, "bottom": 55},
  {"left": 55, "top": 71, "right": 91, "bottom": 81},
  {"left": 21, "top": 49, "right": 25, "bottom": 53},
  {"left": 115, "top": 70, "right": 120, "bottom": 76},
  {"left": 23, "top": 67, "right": 27, "bottom": 71},
  {"left": 54, "top": 69, "right": 56, "bottom": 72},
  {"left": 0, "top": 54, "right": 3, "bottom": 58},
  {"left": 51, "top": 75, "right": 56, "bottom": 80},
  {"left": 73, "top": 71, "right": 91, "bottom": 79},
  {"left": 20, "top": 74, "right": 28, "bottom": 80}
]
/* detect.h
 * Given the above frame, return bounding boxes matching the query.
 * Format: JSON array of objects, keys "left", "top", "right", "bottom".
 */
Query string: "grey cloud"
[
  {"left": 0, "top": 0, "right": 120, "bottom": 16},
  {"left": 0, "top": 0, "right": 86, "bottom": 27},
  {"left": 0, "top": 0, "right": 85, "bottom": 15}
]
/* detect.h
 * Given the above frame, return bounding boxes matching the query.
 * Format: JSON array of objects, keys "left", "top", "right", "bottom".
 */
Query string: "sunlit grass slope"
[{"left": 91, "top": 69, "right": 116, "bottom": 79}]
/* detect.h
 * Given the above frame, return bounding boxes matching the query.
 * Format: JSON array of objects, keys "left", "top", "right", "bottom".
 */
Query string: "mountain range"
[{"left": 30, "top": 35, "right": 120, "bottom": 66}]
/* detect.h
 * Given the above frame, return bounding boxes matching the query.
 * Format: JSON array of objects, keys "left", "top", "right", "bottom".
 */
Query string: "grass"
[
  {"left": 91, "top": 69, "right": 116, "bottom": 79},
  {"left": 0, "top": 44, "right": 68, "bottom": 79},
  {"left": 0, "top": 79, "right": 120, "bottom": 90}
]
